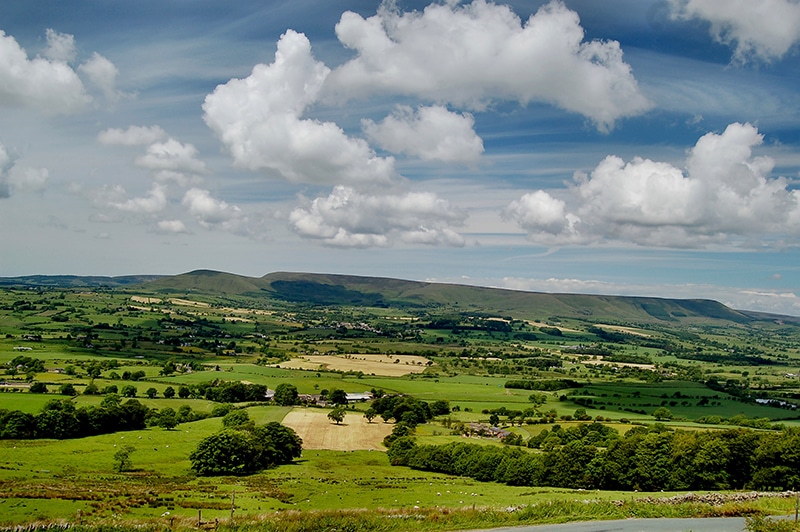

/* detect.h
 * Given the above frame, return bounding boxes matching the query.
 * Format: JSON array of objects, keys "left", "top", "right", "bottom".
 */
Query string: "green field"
[{"left": 1, "top": 275, "right": 800, "bottom": 529}]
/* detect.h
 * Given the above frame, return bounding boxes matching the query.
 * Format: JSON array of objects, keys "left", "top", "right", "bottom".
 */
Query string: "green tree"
[
  {"left": 59, "top": 383, "right": 77, "bottom": 396},
  {"left": 653, "top": 407, "right": 673, "bottom": 421},
  {"left": 222, "top": 409, "right": 252, "bottom": 429},
  {"left": 29, "top": 382, "right": 48, "bottom": 394},
  {"left": 190, "top": 430, "right": 258, "bottom": 476},
  {"left": 83, "top": 382, "right": 99, "bottom": 395},
  {"left": 121, "top": 385, "right": 137, "bottom": 398},
  {"left": 178, "top": 385, "right": 191, "bottom": 398},
  {"left": 156, "top": 408, "right": 178, "bottom": 430},
  {"left": 273, "top": 383, "right": 299, "bottom": 406},
  {"left": 145, "top": 387, "right": 158, "bottom": 399},
  {"left": 329, "top": 388, "right": 348, "bottom": 405},
  {"left": 254, "top": 422, "right": 303, "bottom": 464},
  {"left": 113, "top": 445, "right": 136, "bottom": 472},
  {"left": 163, "top": 386, "right": 175, "bottom": 399},
  {"left": 328, "top": 406, "right": 346, "bottom": 425},
  {"left": 364, "top": 407, "right": 377, "bottom": 423}
]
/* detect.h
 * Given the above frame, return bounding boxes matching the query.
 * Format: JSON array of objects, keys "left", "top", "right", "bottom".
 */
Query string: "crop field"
[
  {"left": 2, "top": 275, "right": 800, "bottom": 529},
  {"left": 282, "top": 409, "right": 392, "bottom": 450},
  {"left": 278, "top": 354, "right": 431, "bottom": 376}
]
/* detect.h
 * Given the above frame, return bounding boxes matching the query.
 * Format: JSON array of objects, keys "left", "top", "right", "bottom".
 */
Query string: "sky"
[{"left": 0, "top": 0, "right": 799, "bottom": 316}]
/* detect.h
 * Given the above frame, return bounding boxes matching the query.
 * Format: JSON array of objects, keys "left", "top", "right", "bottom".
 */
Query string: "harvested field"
[
  {"left": 282, "top": 409, "right": 393, "bottom": 451},
  {"left": 278, "top": 353, "right": 431, "bottom": 376}
]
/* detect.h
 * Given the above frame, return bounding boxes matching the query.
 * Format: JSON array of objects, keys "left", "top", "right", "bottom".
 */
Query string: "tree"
[
  {"left": 489, "top": 413, "right": 500, "bottom": 427},
  {"left": 329, "top": 388, "right": 348, "bottom": 406},
  {"left": 113, "top": 445, "right": 136, "bottom": 472},
  {"left": 190, "top": 422, "right": 302, "bottom": 476},
  {"left": 222, "top": 409, "right": 252, "bottom": 429},
  {"left": 59, "top": 383, "right": 77, "bottom": 396},
  {"left": 364, "top": 407, "right": 377, "bottom": 423},
  {"left": 146, "top": 387, "right": 158, "bottom": 399},
  {"left": 254, "top": 422, "right": 303, "bottom": 464},
  {"left": 83, "top": 382, "right": 99, "bottom": 395},
  {"left": 121, "top": 385, "right": 137, "bottom": 398},
  {"left": 178, "top": 385, "right": 191, "bottom": 398},
  {"left": 29, "top": 382, "right": 48, "bottom": 394},
  {"left": 328, "top": 406, "right": 346, "bottom": 425},
  {"left": 653, "top": 407, "right": 673, "bottom": 421},
  {"left": 430, "top": 400, "right": 450, "bottom": 417},
  {"left": 156, "top": 408, "right": 178, "bottom": 430},
  {"left": 273, "top": 383, "right": 299, "bottom": 406},
  {"left": 163, "top": 386, "right": 175, "bottom": 399},
  {"left": 190, "top": 430, "right": 258, "bottom": 476}
]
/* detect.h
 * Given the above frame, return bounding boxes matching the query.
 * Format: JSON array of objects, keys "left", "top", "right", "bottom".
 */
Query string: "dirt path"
[{"left": 282, "top": 409, "right": 393, "bottom": 451}]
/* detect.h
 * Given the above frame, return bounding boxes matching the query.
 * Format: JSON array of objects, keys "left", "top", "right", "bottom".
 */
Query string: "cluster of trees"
[
  {"left": 0, "top": 396, "right": 213, "bottom": 439},
  {"left": 387, "top": 424, "right": 800, "bottom": 492},
  {"left": 193, "top": 380, "right": 268, "bottom": 402},
  {"left": 370, "top": 395, "right": 449, "bottom": 425},
  {"left": 190, "top": 413, "right": 302, "bottom": 476},
  {"left": 0, "top": 397, "right": 150, "bottom": 439},
  {"left": 505, "top": 379, "right": 583, "bottom": 392}
]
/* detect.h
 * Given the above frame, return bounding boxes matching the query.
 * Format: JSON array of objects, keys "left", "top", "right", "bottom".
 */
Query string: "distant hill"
[
  {"left": 2, "top": 269, "right": 794, "bottom": 325},
  {"left": 0, "top": 274, "right": 164, "bottom": 288}
]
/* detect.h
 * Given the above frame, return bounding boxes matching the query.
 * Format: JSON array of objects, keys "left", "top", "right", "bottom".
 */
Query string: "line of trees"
[
  {"left": 387, "top": 423, "right": 800, "bottom": 492},
  {"left": 0, "top": 397, "right": 151, "bottom": 439}
]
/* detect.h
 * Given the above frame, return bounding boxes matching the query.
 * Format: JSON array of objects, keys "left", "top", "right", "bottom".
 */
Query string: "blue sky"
[{"left": 0, "top": 0, "right": 799, "bottom": 315}]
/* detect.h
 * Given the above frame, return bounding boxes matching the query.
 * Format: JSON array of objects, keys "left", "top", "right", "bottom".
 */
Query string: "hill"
[
  {"left": 2, "top": 269, "right": 790, "bottom": 325},
  {"left": 143, "top": 270, "right": 764, "bottom": 325}
]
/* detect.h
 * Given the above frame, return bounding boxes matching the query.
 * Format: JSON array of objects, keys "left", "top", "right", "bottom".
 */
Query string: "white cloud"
[
  {"left": 203, "top": 30, "right": 396, "bottom": 186},
  {"left": 136, "top": 138, "right": 206, "bottom": 176},
  {"left": 363, "top": 105, "right": 484, "bottom": 163},
  {"left": 326, "top": 0, "right": 651, "bottom": 131},
  {"left": 97, "top": 125, "right": 167, "bottom": 146},
  {"left": 7, "top": 166, "right": 49, "bottom": 193},
  {"left": 0, "top": 141, "right": 49, "bottom": 197},
  {"left": 0, "top": 30, "right": 89, "bottom": 113},
  {"left": 108, "top": 183, "right": 168, "bottom": 214},
  {"left": 0, "top": 142, "right": 12, "bottom": 198},
  {"left": 157, "top": 219, "right": 189, "bottom": 234},
  {"left": 43, "top": 29, "right": 76, "bottom": 64},
  {"left": 669, "top": 0, "right": 800, "bottom": 63},
  {"left": 289, "top": 185, "right": 466, "bottom": 248},
  {"left": 505, "top": 123, "right": 800, "bottom": 247},
  {"left": 182, "top": 188, "right": 242, "bottom": 229},
  {"left": 79, "top": 52, "right": 122, "bottom": 102},
  {"left": 503, "top": 190, "right": 576, "bottom": 236}
]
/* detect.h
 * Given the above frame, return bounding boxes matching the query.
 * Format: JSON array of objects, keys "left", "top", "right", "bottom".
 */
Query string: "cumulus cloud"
[
  {"left": 0, "top": 30, "right": 90, "bottom": 113},
  {"left": 505, "top": 123, "right": 800, "bottom": 247},
  {"left": 289, "top": 185, "right": 466, "bottom": 247},
  {"left": 182, "top": 188, "right": 243, "bottom": 230},
  {"left": 363, "top": 105, "right": 484, "bottom": 163},
  {"left": 0, "top": 143, "right": 11, "bottom": 199},
  {"left": 98, "top": 125, "right": 167, "bottom": 146},
  {"left": 7, "top": 166, "right": 49, "bottom": 193},
  {"left": 136, "top": 138, "right": 207, "bottom": 176},
  {"left": 157, "top": 219, "right": 189, "bottom": 234},
  {"left": 43, "top": 29, "right": 77, "bottom": 63},
  {"left": 203, "top": 30, "right": 396, "bottom": 186},
  {"left": 79, "top": 52, "right": 123, "bottom": 102},
  {"left": 326, "top": 0, "right": 651, "bottom": 131},
  {"left": 0, "top": 141, "right": 49, "bottom": 197},
  {"left": 669, "top": 0, "right": 800, "bottom": 63},
  {"left": 108, "top": 183, "right": 168, "bottom": 214}
]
